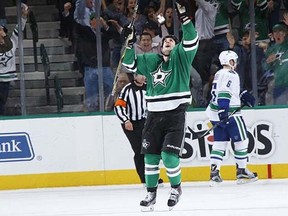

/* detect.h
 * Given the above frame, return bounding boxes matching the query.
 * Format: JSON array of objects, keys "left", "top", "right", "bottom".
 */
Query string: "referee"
[{"left": 114, "top": 74, "right": 147, "bottom": 184}]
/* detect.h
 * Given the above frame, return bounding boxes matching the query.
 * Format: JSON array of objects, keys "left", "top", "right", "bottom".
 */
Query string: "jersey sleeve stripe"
[
  {"left": 231, "top": 0, "right": 241, "bottom": 10},
  {"left": 257, "top": 0, "right": 268, "bottom": 11},
  {"left": 122, "top": 61, "right": 137, "bottom": 73},
  {"left": 182, "top": 36, "right": 199, "bottom": 52},
  {"left": 145, "top": 94, "right": 191, "bottom": 103},
  {"left": 218, "top": 92, "right": 232, "bottom": 99}
]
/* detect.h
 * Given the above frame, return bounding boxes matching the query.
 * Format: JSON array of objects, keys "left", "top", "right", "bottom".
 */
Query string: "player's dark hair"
[{"left": 161, "top": 35, "right": 179, "bottom": 47}]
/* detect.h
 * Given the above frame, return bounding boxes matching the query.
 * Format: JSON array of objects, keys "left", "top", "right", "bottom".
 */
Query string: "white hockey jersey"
[
  {"left": 0, "top": 18, "right": 27, "bottom": 82},
  {"left": 205, "top": 68, "right": 242, "bottom": 121}
]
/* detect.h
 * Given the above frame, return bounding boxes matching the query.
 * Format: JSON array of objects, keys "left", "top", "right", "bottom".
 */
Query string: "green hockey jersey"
[
  {"left": 264, "top": 40, "right": 288, "bottom": 88},
  {"left": 231, "top": 0, "right": 269, "bottom": 41},
  {"left": 122, "top": 21, "right": 199, "bottom": 112},
  {"left": 214, "top": 0, "right": 230, "bottom": 36}
]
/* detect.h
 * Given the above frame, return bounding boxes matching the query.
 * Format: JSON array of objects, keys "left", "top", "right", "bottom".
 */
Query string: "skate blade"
[
  {"left": 236, "top": 177, "right": 258, "bottom": 185},
  {"left": 209, "top": 180, "right": 222, "bottom": 187},
  {"left": 168, "top": 203, "right": 178, "bottom": 211},
  {"left": 141, "top": 205, "right": 154, "bottom": 212}
]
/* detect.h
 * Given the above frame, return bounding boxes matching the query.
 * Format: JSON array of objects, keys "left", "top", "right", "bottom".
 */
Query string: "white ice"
[{"left": 0, "top": 179, "right": 287, "bottom": 216}]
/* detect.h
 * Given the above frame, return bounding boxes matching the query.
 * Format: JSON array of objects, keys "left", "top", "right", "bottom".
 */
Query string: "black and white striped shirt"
[{"left": 114, "top": 82, "right": 147, "bottom": 124}]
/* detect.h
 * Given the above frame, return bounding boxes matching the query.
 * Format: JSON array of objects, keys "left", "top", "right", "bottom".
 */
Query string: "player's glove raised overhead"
[
  {"left": 122, "top": 25, "right": 136, "bottom": 48},
  {"left": 175, "top": 0, "right": 190, "bottom": 24},
  {"left": 240, "top": 90, "right": 255, "bottom": 107}
]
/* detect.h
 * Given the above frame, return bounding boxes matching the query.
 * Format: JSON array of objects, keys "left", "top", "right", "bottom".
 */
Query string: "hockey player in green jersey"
[{"left": 122, "top": 0, "right": 199, "bottom": 211}]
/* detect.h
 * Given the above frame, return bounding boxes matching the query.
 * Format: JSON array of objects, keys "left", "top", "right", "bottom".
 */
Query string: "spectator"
[
  {"left": 103, "top": 0, "right": 125, "bottom": 19},
  {"left": 227, "top": 29, "right": 265, "bottom": 93},
  {"left": 105, "top": 71, "right": 133, "bottom": 111},
  {"left": 138, "top": 0, "right": 166, "bottom": 15},
  {"left": 108, "top": 18, "right": 126, "bottom": 71},
  {"left": 213, "top": 0, "right": 231, "bottom": 56},
  {"left": 103, "top": 0, "right": 147, "bottom": 71},
  {"left": 74, "top": 0, "right": 97, "bottom": 76},
  {"left": 134, "top": 32, "right": 161, "bottom": 54},
  {"left": 263, "top": 22, "right": 288, "bottom": 105},
  {"left": 190, "top": 65, "right": 208, "bottom": 108},
  {"left": 142, "top": 21, "right": 162, "bottom": 46},
  {"left": 267, "top": 0, "right": 281, "bottom": 33},
  {"left": 102, "top": 0, "right": 126, "bottom": 71},
  {"left": 120, "top": 0, "right": 147, "bottom": 36},
  {"left": 0, "top": 4, "right": 29, "bottom": 115},
  {"left": 111, "top": 0, "right": 125, "bottom": 13},
  {"left": 74, "top": 0, "right": 96, "bottom": 26},
  {"left": 75, "top": 12, "right": 117, "bottom": 111},
  {"left": 143, "top": 5, "right": 158, "bottom": 23},
  {"left": 58, "top": 1, "right": 75, "bottom": 42},
  {"left": 105, "top": 0, "right": 161, "bottom": 37},
  {"left": 193, "top": 0, "right": 218, "bottom": 100},
  {"left": 160, "top": 6, "right": 174, "bottom": 37},
  {"left": 0, "top": 25, "right": 13, "bottom": 53}
]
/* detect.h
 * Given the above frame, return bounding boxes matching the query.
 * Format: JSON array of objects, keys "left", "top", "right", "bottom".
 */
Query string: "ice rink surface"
[{"left": 0, "top": 178, "right": 287, "bottom": 216}]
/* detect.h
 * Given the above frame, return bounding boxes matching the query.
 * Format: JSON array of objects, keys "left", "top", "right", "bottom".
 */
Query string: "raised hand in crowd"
[
  {"left": 282, "top": 12, "right": 288, "bottom": 26},
  {"left": 265, "top": 53, "right": 279, "bottom": 64},
  {"left": 226, "top": 31, "right": 236, "bottom": 49},
  {"left": 21, "top": 3, "right": 29, "bottom": 18},
  {"left": 107, "top": 19, "right": 122, "bottom": 33},
  {"left": 155, "top": 0, "right": 166, "bottom": 16}
]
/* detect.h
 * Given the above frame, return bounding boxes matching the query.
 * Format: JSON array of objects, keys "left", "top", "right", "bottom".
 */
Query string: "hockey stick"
[
  {"left": 197, "top": 104, "right": 245, "bottom": 139},
  {"left": 110, "top": 2, "right": 139, "bottom": 97}
]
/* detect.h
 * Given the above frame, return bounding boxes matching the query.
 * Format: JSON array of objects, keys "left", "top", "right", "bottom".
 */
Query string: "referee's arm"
[{"left": 114, "top": 84, "right": 130, "bottom": 124}]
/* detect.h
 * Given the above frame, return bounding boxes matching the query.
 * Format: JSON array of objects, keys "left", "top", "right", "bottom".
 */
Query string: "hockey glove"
[
  {"left": 240, "top": 90, "right": 255, "bottom": 107},
  {"left": 175, "top": 0, "right": 190, "bottom": 24},
  {"left": 218, "top": 109, "right": 229, "bottom": 128},
  {"left": 122, "top": 25, "right": 136, "bottom": 48}
]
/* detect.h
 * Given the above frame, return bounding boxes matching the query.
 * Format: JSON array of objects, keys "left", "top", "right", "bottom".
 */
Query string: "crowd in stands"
[{"left": 2, "top": 0, "right": 288, "bottom": 113}]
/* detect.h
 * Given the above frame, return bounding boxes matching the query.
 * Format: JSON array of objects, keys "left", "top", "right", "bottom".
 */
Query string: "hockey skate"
[
  {"left": 236, "top": 168, "right": 258, "bottom": 185},
  {"left": 167, "top": 186, "right": 182, "bottom": 210},
  {"left": 209, "top": 164, "right": 223, "bottom": 187},
  {"left": 140, "top": 191, "right": 156, "bottom": 212}
]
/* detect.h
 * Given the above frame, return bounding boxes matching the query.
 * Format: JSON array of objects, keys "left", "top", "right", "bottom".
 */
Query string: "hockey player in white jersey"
[{"left": 205, "top": 50, "right": 258, "bottom": 186}]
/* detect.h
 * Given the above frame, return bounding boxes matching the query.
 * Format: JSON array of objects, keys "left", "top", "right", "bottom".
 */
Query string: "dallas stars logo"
[
  {"left": 0, "top": 52, "right": 13, "bottom": 67},
  {"left": 150, "top": 64, "right": 171, "bottom": 87},
  {"left": 142, "top": 139, "right": 150, "bottom": 149}
]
